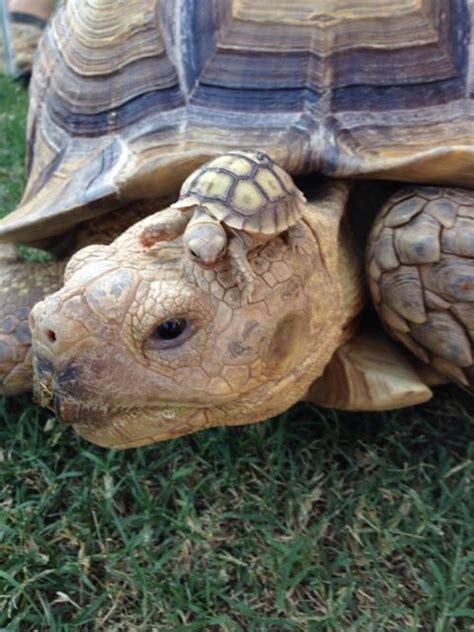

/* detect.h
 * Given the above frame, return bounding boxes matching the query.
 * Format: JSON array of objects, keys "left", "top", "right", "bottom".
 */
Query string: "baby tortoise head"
[{"left": 182, "top": 211, "right": 228, "bottom": 269}]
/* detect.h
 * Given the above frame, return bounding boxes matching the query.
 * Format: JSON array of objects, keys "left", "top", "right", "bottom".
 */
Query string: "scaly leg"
[
  {"left": 227, "top": 235, "right": 256, "bottom": 304},
  {"left": 0, "top": 245, "right": 64, "bottom": 395},
  {"left": 6, "top": 0, "right": 54, "bottom": 79},
  {"left": 367, "top": 186, "right": 474, "bottom": 392},
  {"left": 140, "top": 208, "right": 193, "bottom": 249}
]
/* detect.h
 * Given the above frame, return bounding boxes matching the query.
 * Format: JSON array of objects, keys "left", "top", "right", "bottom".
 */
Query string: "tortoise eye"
[
  {"left": 145, "top": 315, "right": 197, "bottom": 355},
  {"left": 154, "top": 318, "right": 188, "bottom": 341}
]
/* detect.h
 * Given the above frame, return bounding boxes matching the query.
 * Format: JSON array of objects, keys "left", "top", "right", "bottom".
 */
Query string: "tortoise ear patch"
[{"left": 264, "top": 312, "right": 305, "bottom": 378}]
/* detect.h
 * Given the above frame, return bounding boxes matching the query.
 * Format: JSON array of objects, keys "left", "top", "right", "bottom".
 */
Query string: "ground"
[{"left": 0, "top": 75, "right": 473, "bottom": 631}]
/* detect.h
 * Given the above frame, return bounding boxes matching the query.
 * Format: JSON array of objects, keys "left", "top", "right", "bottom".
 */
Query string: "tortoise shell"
[
  {"left": 0, "top": 0, "right": 472, "bottom": 245},
  {"left": 175, "top": 151, "right": 306, "bottom": 234}
]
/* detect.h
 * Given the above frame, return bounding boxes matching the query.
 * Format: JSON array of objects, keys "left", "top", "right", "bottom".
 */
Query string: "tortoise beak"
[
  {"left": 32, "top": 355, "right": 75, "bottom": 424},
  {"left": 32, "top": 355, "right": 55, "bottom": 410},
  {"left": 32, "top": 355, "right": 109, "bottom": 425}
]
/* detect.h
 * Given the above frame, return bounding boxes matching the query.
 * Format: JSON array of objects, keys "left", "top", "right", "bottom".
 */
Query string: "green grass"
[
  {"left": 0, "top": 76, "right": 28, "bottom": 213},
  {"left": 1, "top": 74, "right": 474, "bottom": 631}
]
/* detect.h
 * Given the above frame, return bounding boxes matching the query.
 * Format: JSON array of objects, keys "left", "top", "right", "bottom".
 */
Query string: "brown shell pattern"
[
  {"left": 0, "top": 0, "right": 472, "bottom": 245},
  {"left": 178, "top": 151, "right": 305, "bottom": 235}
]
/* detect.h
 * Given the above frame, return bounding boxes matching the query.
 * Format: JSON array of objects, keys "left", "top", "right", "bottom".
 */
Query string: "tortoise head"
[
  {"left": 29, "top": 183, "right": 358, "bottom": 449},
  {"left": 183, "top": 215, "right": 228, "bottom": 269}
]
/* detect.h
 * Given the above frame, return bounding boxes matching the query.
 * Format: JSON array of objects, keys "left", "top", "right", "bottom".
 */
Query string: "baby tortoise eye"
[{"left": 154, "top": 318, "right": 188, "bottom": 340}]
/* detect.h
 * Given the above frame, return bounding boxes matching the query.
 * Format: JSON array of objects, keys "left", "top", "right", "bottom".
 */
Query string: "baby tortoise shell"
[{"left": 176, "top": 151, "right": 306, "bottom": 235}]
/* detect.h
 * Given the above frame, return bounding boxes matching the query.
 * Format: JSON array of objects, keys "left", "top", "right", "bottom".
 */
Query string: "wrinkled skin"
[{"left": 30, "top": 182, "right": 362, "bottom": 448}]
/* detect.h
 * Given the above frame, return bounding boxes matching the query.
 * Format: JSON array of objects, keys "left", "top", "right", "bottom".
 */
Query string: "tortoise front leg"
[
  {"left": 139, "top": 207, "right": 193, "bottom": 248},
  {"left": 367, "top": 187, "right": 474, "bottom": 391},
  {"left": 0, "top": 245, "right": 64, "bottom": 395}
]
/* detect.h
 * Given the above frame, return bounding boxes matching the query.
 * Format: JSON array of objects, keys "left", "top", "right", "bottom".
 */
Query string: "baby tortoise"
[{"left": 140, "top": 150, "right": 307, "bottom": 301}]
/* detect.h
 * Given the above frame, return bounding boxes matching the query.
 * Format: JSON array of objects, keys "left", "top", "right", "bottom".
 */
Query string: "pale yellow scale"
[
  {"left": 231, "top": 181, "right": 266, "bottom": 214},
  {"left": 195, "top": 171, "right": 233, "bottom": 198},
  {"left": 210, "top": 156, "right": 254, "bottom": 176},
  {"left": 255, "top": 168, "right": 285, "bottom": 202}
]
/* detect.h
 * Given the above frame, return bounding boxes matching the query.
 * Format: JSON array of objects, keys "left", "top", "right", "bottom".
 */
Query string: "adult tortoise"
[{"left": 0, "top": 0, "right": 472, "bottom": 448}]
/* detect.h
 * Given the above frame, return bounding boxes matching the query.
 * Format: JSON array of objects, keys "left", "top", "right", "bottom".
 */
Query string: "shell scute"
[
  {"left": 209, "top": 155, "right": 254, "bottom": 177},
  {"left": 194, "top": 170, "right": 234, "bottom": 200},
  {"left": 255, "top": 169, "right": 285, "bottom": 202},
  {"left": 176, "top": 151, "right": 305, "bottom": 235},
  {"left": 230, "top": 180, "right": 266, "bottom": 215},
  {"left": 272, "top": 163, "right": 297, "bottom": 195}
]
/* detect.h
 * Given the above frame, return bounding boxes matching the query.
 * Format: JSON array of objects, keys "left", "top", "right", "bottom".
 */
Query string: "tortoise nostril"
[{"left": 46, "top": 329, "right": 57, "bottom": 344}]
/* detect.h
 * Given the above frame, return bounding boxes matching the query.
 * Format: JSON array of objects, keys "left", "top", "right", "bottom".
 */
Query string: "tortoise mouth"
[
  {"left": 32, "top": 354, "right": 215, "bottom": 448},
  {"left": 196, "top": 260, "right": 222, "bottom": 270},
  {"left": 41, "top": 390, "right": 195, "bottom": 427},
  {"left": 72, "top": 400, "right": 209, "bottom": 449},
  {"left": 51, "top": 395, "right": 146, "bottom": 426},
  {"left": 48, "top": 394, "right": 209, "bottom": 449}
]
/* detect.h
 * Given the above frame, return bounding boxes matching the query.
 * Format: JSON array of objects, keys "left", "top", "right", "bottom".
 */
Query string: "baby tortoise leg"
[
  {"left": 140, "top": 207, "right": 193, "bottom": 248},
  {"left": 286, "top": 221, "right": 314, "bottom": 257},
  {"left": 306, "top": 330, "right": 432, "bottom": 410},
  {"left": 227, "top": 232, "right": 262, "bottom": 304},
  {"left": 0, "top": 245, "right": 64, "bottom": 395},
  {"left": 367, "top": 186, "right": 474, "bottom": 391}
]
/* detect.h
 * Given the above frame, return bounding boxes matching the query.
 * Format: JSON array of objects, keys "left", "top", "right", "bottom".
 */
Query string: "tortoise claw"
[
  {"left": 140, "top": 225, "right": 176, "bottom": 249},
  {"left": 236, "top": 275, "right": 255, "bottom": 306},
  {"left": 288, "top": 222, "right": 313, "bottom": 257}
]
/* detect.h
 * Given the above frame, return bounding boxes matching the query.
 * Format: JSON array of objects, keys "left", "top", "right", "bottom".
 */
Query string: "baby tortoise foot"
[
  {"left": 232, "top": 221, "right": 313, "bottom": 304},
  {"left": 367, "top": 186, "right": 474, "bottom": 391},
  {"left": 287, "top": 222, "right": 314, "bottom": 257},
  {"left": 139, "top": 207, "right": 193, "bottom": 249}
]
